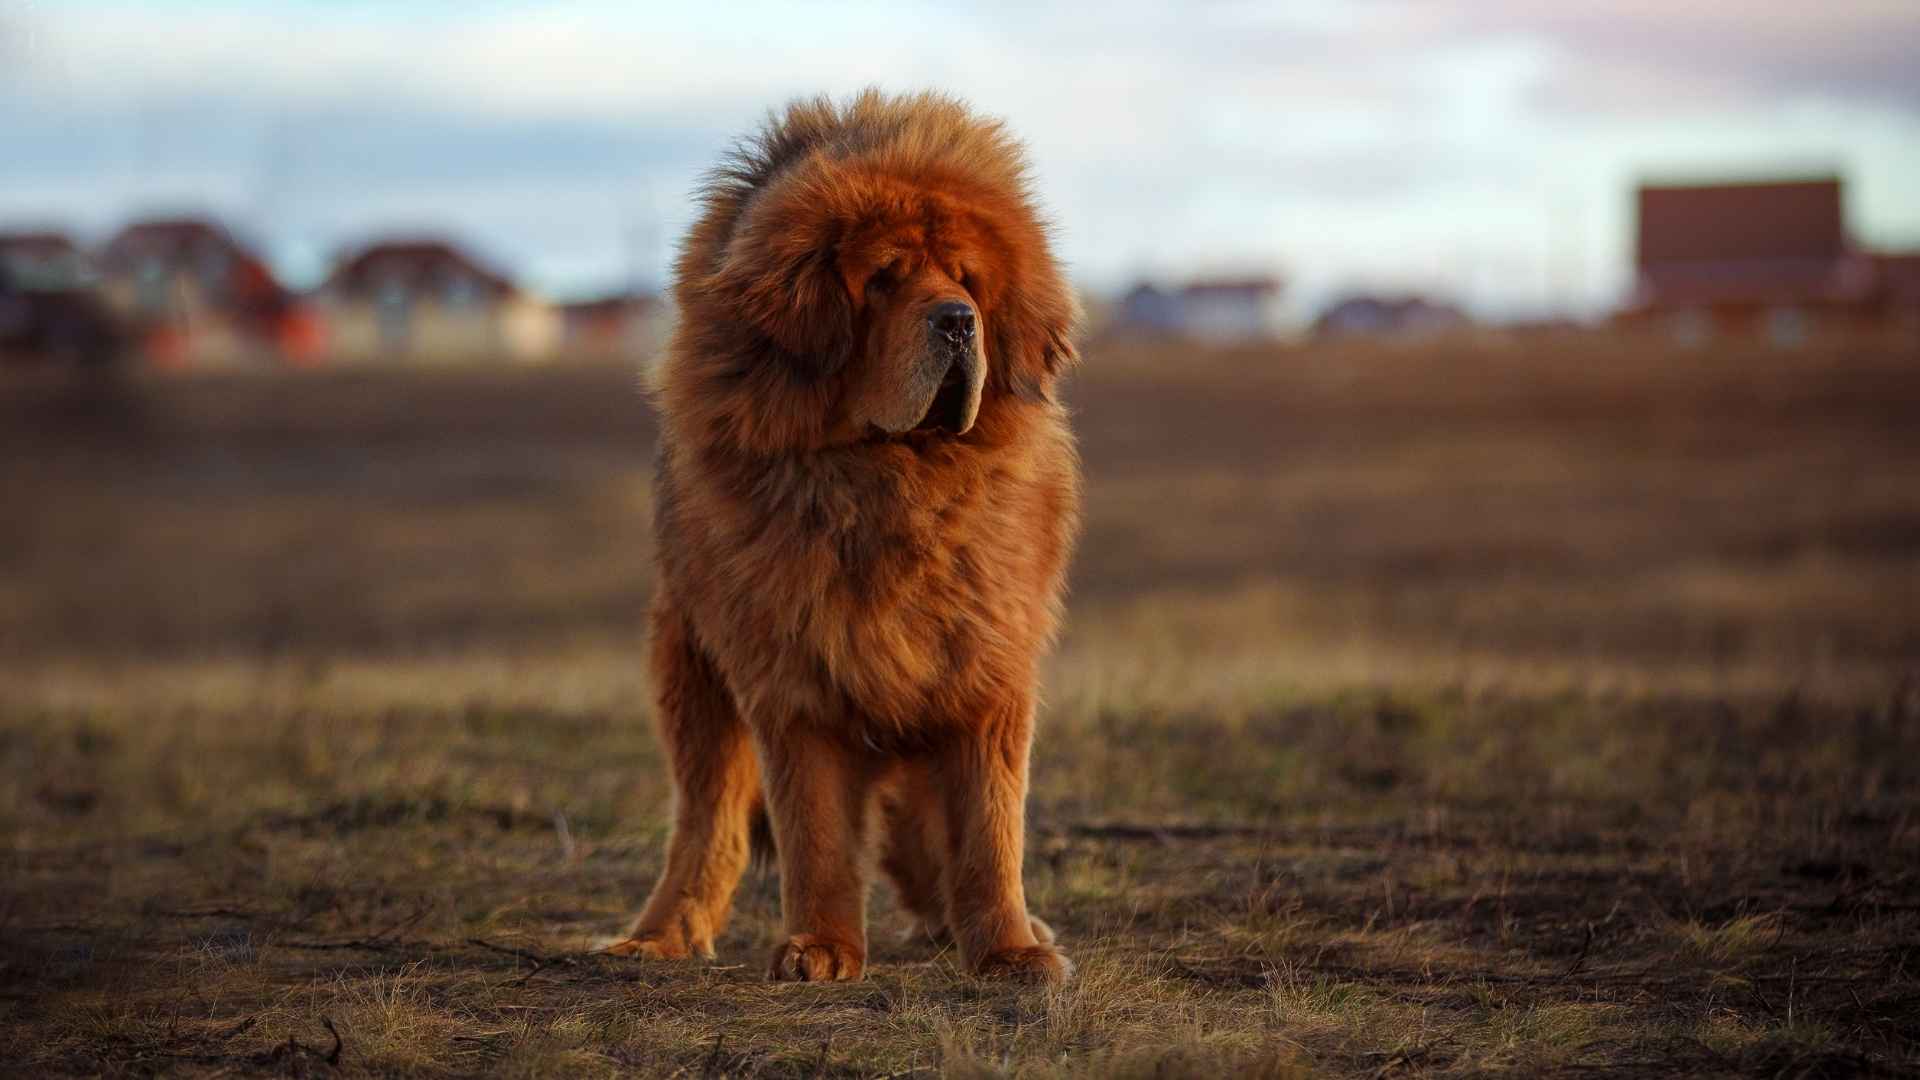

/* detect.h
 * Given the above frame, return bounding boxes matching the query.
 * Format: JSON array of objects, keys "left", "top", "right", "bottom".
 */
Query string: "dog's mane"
[{"left": 695, "top": 89, "right": 1034, "bottom": 256}]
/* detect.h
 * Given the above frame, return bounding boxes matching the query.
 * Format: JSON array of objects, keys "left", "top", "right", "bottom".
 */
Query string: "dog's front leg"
[
  {"left": 758, "top": 721, "right": 872, "bottom": 981},
  {"left": 937, "top": 700, "right": 1073, "bottom": 982}
]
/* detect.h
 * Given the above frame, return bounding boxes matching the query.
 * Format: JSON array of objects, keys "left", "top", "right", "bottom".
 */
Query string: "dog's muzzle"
[{"left": 914, "top": 303, "right": 983, "bottom": 435}]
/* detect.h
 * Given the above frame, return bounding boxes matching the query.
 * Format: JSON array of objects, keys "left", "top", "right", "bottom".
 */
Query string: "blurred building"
[
  {"left": 1618, "top": 177, "right": 1907, "bottom": 346},
  {"left": 97, "top": 217, "right": 316, "bottom": 369},
  {"left": 1115, "top": 275, "right": 1285, "bottom": 342},
  {"left": 556, "top": 291, "right": 666, "bottom": 361},
  {"left": 318, "top": 238, "right": 558, "bottom": 363},
  {"left": 1116, "top": 282, "right": 1180, "bottom": 336},
  {"left": 1313, "top": 293, "right": 1469, "bottom": 341},
  {"left": 0, "top": 231, "right": 122, "bottom": 367}
]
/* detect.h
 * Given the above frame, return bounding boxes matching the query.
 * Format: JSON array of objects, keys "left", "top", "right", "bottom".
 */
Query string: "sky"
[{"left": 3, "top": 1, "right": 1918, "bottom": 320}]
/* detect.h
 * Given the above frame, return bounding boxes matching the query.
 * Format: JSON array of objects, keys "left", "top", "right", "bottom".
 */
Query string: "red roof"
[
  {"left": 324, "top": 238, "right": 514, "bottom": 301},
  {"left": 1636, "top": 178, "right": 1846, "bottom": 267},
  {"left": 100, "top": 218, "right": 258, "bottom": 272}
]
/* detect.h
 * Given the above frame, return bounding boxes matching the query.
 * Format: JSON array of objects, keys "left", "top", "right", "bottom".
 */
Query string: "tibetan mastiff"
[{"left": 606, "top": 90, "right": 1082, "bottom": 982}]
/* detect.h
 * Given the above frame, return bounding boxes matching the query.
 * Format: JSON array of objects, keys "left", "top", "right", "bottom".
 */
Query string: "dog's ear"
[
  {"left": 989, "top": 268, "right": 1081, "bottom": 404},
  {"left": 711, "top": 194, "right": 855, "bottom": 380}
]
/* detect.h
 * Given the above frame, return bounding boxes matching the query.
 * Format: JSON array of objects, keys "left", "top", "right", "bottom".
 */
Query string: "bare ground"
[{"left": 2, "top": 336, "right": 1917, "bottom": 1077}]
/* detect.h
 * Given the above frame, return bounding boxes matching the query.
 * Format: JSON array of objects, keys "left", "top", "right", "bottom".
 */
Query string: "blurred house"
[
  {"left": 556, "top": 291, "right": 666, "bottom": 361},
  {"left": 1313, "top": 293, "right": 1468, "bottom": 341},
  {"left": 1115, "top": 275, "right": 1284, "bottom": 342},
  {"left": 1116, "top": 282, "right": 1181, "bottom": 336},
  {"left": 318, "top": 238, "right": 558, "bottom": 363},
  {"left": 0, "top": 231, "right": 122, "bottom": 367},
  {"left": 1620, "top": 177, "right": 1888, "bottom": 346},
  {"left": 97, "top": 217, "right": 316, "bottom": 369}
]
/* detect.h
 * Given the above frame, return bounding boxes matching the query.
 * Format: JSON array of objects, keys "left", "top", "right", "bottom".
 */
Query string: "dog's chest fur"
[{"left": 658, "top": 420, "right": 1077, "bottom": 736}]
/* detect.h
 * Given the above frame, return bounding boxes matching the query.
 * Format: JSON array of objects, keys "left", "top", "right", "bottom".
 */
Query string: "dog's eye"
[
  {"left": 865, "top": 262, "right": 898, "bottom": 293},
  {"left": 955, "top": 268, "right": 973, "bottom": 290}
]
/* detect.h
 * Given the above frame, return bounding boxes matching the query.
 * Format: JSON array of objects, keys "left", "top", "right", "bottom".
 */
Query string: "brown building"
[
  {"left": 97, "top": 217, "right": 313, "bottom": 368},
  {"left": 318, "top": 238, "right": 557, "bottom": 363},
  {"left": 1621, "top": 177, "right": 1893, "bottom": 346}
]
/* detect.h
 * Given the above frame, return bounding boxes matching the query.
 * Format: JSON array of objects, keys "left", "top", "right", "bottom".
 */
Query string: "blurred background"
[
  {"left": 1, "top": 0, "right": 1916, "bottom": 693},
  {"left": 2, "top": 0, "right": 1919, "bottom": 362}
]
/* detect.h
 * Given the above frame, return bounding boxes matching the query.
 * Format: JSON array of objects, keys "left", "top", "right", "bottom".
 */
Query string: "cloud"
[
  {"left": 2, "top": 0, "right": 1917, "bottom": 314},
  {"left": 1394, "top": 1, "right": 1920, "bottom": 115}
]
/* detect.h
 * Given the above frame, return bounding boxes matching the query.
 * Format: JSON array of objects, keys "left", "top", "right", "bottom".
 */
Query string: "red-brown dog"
[{"left": 607, "top": 90, "right": 1081, "bottom": 983}]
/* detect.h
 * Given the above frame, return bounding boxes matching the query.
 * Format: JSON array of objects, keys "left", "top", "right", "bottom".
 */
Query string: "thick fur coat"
[{"left": 606, "top": 90, "right": 1082, "bottom": 982}]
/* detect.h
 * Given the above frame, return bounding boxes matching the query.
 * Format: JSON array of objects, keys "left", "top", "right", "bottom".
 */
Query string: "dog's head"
[{"left": 672, "top": 91, "right": 1080, "bottom": 452}]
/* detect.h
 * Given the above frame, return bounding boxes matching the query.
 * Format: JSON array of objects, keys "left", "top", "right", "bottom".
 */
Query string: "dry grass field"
[{"left": 2, "top": 336, "right": 1917, "bottom": 1077}]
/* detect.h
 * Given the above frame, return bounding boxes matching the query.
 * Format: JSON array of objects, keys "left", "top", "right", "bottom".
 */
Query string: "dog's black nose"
[{"left": 930, "top": 301, "right": 976, "bottom": 342}]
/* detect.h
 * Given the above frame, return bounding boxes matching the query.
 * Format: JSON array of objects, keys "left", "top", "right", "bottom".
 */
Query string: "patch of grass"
[
  {"left": 1670, "top": 912, "right": 1786, "bottom": 964},
  {"left": 5, "top": 344, "right": 1919, "bottom": 1075}
]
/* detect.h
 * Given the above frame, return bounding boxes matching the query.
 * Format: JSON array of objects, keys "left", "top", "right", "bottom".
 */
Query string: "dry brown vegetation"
[{"left": 2, "top": 335, "right": 1917, "bottom": 1077}]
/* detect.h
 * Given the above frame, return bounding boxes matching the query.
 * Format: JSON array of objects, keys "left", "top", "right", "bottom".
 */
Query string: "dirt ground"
[{"left": 2, "top": 336, "right": 1917, "bottom": 1077}]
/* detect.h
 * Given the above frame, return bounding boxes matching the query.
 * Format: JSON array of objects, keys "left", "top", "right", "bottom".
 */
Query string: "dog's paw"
[
  {"left": 974, "top": 942, "right": 1073, "bottom": 983},
  {"left": 767, "top": 934, "right": 864, "bottom": 982}
]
